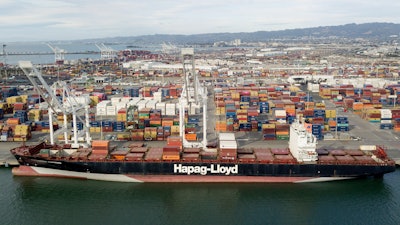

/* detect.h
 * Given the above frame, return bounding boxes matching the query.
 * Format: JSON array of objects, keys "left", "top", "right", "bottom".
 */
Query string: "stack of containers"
[
  {"left": 259, "top": 101, "right": 269, "bottom": 113},
  {"left": 131, "top": 129, "right": 144, "bottom": 141},
  {"left": 96, "top": 100, "right": 111, "bottom": 116},
  {"left": 28, "top": 109, "right": 42, "bottom": 121},
  {"left": 116, "top": 108, "right": 127, "bottom": 122},
  {"left": 163, "top": 126, "right": 171, "bottom": 139},
  {"left": 155, "top": 102, "right": 166, "bottom": 115},
  {"left": 145, "top": 147, "right": 163, "bottom": 161},
  {"left": 274, "top": 109, "right": 287, "bottom": 123},
  {"left": 303, "top": 108, "right": 314, "bottom": 119},
  {"left": 13, "top": 102, "right": 27, "bottom": 114},
  {"left": 1, "top": 125, "right": 12, "bottom": 141},
  {"left": 106, "top": 104, "right": 116, "bottom": 116},
  {"left": 311, "top": 124, "right": 323, "bottom": 140},
  {"left": 163, "top": 136, "right": 182, "bottom": 160},
  {"left": 89, "top": 140, "right": 110, "bottom": 160},
  {"left": 13, "top": 124, "right": 31, "bottom": 141},
  {"left": 2, "top": 86, "right": 18, "bottom": 98},
  {"left": 89, "top": 121, "right": 101, "bottom": 133},
  {"left": 13, "top": 110, "right": 28, "bottom": 124},
  {"left": 149, "top": 109, "right": 162, "bottom": 127},
  {"left": 254, "top": 148, "right": 274, "bottom": 162},
  {"left": 124, "top": 87, "right": 140, "bottom": 97},
  {"left": 101, "top": 121, "right": 114, "bottom": 132},
  {"left": 364, "top": 109, "right": 381, "bottom": 122},
  {"left": 144, "top": 127, "right": 157, "bottom": 140},
  {"left": 275, "top": 124, "right": 290, "bottom": 140},
  {"left": 165, "top": 103, "right": 176, "bottom": 116},
  {"left": 71, "top": 121, "right": 84, "bottom": 131},
  {"left": 110, "top": 149, "right": 129, "bottom": 160},
  {"left": 352, "top": 102, "right": 364, "bottom": 116},
  {"left": 219, "top": 133, "right": 237, "bottom": 160},
  {"left": 380, "top": 109, "right": 393, "bottom": 129},
  {"left": 161, "top": 88, "right": 170, "bottom": 98},
  {"left": 142, "top": 87, "right": 151, "bottom": 97},
  {"left": 336, "top": 116, "right": 349, "bottom": 132},
  {"left": 262, "top": 123, "right": 275, "bottom": 140},
  {"left": 104, "top": 85, "right": 113, "bottom": 95},
  {"left": 314, "top": 109, "right": 326, "bottom": 123},
  {"left": 169, "top": 86, "right": 178, "bottom": 98},
  {"left": 113, "top": 121, "right": 125, "bottom": 132},
  {"left": 156, "top": 126, "right": 164, "bottom": 141},
  {"left": 116, "top": 133, "right": 131, "bottom": 141},
  {"left": 215, "top": 120, "right": 227, "bottom": 132},
  {"left": 0, "top": 102, "right": 10, "bottom": 115},
  {"left": 171, "top": 124, "right": 180, "bottom": 135},
  {"left": 392, "top": 109, "right": 400, "bottom": 131}
]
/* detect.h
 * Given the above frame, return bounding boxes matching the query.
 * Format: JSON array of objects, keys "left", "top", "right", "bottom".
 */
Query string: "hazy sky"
[{"left": 1, "top": 0, "right": 399, "bottom": 42}]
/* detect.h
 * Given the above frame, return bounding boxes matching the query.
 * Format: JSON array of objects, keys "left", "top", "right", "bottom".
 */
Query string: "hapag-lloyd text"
[{"left": 174, "top": 164, "right": 238, "bottom": 175}]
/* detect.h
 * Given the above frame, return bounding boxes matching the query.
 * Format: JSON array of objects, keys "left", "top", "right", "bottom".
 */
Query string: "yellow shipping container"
[
  {"left": 117, "top": 133, "right": 131, "bottom": 139},
  {"left": 171, "top": 125, "right": 180, "bottom": 133},
  {"left": 262, "top": 124, "right": 276, "bottom": 129},
  {"left": 366, "top": 109, "right": 381, "bottom": 114},
  {"left": 90, "top": 127, "right": 101, "bottom": 133},
  {"left": 325, "top": 109, "right": 336, "bottom": 118}
]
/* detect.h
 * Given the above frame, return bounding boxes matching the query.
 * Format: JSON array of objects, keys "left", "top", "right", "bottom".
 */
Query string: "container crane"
[
  {"left": 47, "top": 43, "right": 65, "bottom": 65},
  {"left": 18, "top": 61, "right": 91, "bottom": 148},
  {"left": 179, "top": 48, "right": 208, "bottom": 149},
  {"left": 95, "top": 43, "right": 117, "bottom": 60}
]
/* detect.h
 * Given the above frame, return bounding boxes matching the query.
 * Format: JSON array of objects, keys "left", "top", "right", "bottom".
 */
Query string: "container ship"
[
  {"left": 9, "top": 58, "right": 397, "bottom": 182},
  {"left": 10, "top": 117, "right": 396, "bottom": 183}
]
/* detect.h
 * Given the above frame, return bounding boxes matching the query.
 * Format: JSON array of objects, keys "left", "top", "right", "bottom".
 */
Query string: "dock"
[{"left": 0, "top": 142, "right": 22, "bottom": 167}]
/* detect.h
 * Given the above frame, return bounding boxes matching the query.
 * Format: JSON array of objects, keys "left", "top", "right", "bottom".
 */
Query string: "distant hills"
[{"left": 81, "top": 22, "right": 400, "bottom": 45}]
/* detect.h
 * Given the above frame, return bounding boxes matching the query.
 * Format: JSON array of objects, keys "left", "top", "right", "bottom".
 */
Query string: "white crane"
[
  {"left": 19, "top": 61, "right": 91, "bottom": 148},
  {"left": 179, "top": 48, "right": 208, "bottom": 149},
  {"left": 47, "top": 43, "right": 65, "bottom": 65},
  {"left": 95, "top": 43, "right": 117, "bottom": 60}
]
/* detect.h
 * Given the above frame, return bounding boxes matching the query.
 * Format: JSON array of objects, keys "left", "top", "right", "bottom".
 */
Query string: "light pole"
[{"left": 2, "top": 44, "right": 7, "bottom": 84}]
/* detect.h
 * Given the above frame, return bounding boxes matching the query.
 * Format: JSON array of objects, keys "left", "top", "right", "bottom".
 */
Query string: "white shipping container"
[
  {"left": 120, "top": 97, "right": 132, "bottom": 103},
  {"left": 146, "top": 99, "right": 158, "bottom": 109},
  {"left": 137, "top": 100, "right": 148, "bottom": 110},
  {"left": 156, "top": 102, "right": 166, "bottom": 115},
  {"left": 219, "top": 140, "right": 237, "bottom": 150},
  {"left": 110, "top": 97, "right": 121, "bottom": 105},
  {"left": 359, "top": 145, "right": 377, "bottom": 151},
  {"left": 106, "top": 105, "right": 116, "bottom": 116},
  {"left": 127, "top": 98, "right": 141, "bottom": 108},
  {"left": 219, "top": 133, "right": 236, "bottom": 141},
  {"left": 165, "top": 103, "right": 176, "bottom": 116},
  {"left": 96, "top": 106, "right": 107, "bottom": 116},
  {"left": 381, "top": 119, "right": 393, "bottom": 124},
  {"left": 115, "top": 102, "right": 127, "bottom": 112},
  {"left": 274, "top": 109, "right": 287, "bottom": 117}
]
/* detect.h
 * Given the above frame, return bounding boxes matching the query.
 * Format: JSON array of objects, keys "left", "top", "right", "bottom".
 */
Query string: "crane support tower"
[
  {"left": 95, "top": 43, "right": 117, "bottom": 60},
  {"left": 179, "top": 48, "right": 208, "bottom": 149},
  {"left": 18, "top": 61, "right": 91, "bottom": 148}
]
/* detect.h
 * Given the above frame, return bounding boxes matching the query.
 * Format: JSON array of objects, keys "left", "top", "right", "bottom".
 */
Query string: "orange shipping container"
[{"left": 185, "top": 133, "right": 197, "bottom": 141}]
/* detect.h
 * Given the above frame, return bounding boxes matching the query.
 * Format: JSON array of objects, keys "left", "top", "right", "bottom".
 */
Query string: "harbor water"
[{"left": 1, "top": 168, "right": 399, "bottom": 225}]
